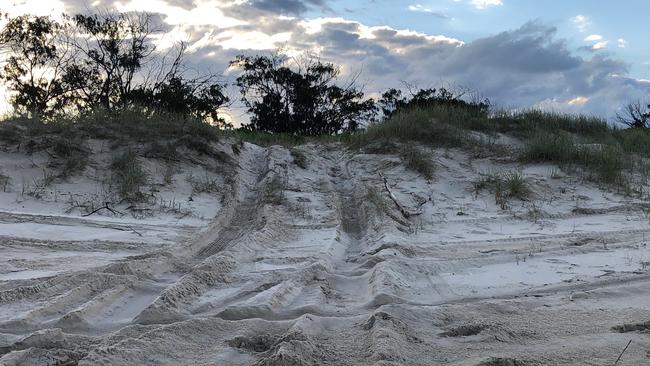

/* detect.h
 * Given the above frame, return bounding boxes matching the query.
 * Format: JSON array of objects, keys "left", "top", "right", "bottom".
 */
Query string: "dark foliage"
[
  {"left": 0, "top": 14, "right": 69, "bottom": 115},
  {"left": 378, "top": 87, "right": 490, "bottom": 120},
  {"left": 0, "top": 12, "right": 229, "bottom": 124},
  {"left": 232, "top": 54, "right": 376, "bottom": 135},
  {"left": 616, "top": 101, "right": 650, "bottom": 128},
  {"left": 129, "top": 75, "right": 230, "bottom": 127}
]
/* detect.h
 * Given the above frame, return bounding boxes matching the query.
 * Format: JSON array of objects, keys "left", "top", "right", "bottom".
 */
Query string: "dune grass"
[
  {"left": 350, "top": 103, "right": 650, "bottom": 195},
  {"left": 0, "top": 108, "right": 221, "bottom": 151},
  {"left": 290, "top": 148, "right": 308, "bottom": 169},
  {"left": 4, "top": 102, "right": 650, "bottom": 197},
  {"left": 350, "top": 106, "right": 469, "bottom": 149},
  {"left": 473, "top": 170, "right": 530, "bottom": 209},
  {"left": 111, "top": 150, "right": 148, "bottom": 203},
  {"left": 399, "top": 145, "right": 435, "bottom": 180}
]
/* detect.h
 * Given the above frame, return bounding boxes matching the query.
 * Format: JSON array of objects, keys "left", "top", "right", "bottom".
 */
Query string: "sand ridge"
[{"left": 1, "top": 141, "right": 649, "bottom": 365}]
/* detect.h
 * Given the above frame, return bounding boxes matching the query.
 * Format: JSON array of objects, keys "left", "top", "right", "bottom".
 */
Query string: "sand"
[{"left": 0, "top": 140, "right": 649, "bottom": 365}]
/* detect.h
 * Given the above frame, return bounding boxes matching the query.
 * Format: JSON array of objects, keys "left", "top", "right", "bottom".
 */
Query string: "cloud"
[
  {"left": 407, "top": 4, "right": 449, "bottom": 18},
  {"left": 591, "top": 41, "right": 608, "bottom": 51},
  {"left": 567, "top": 96, "right": 589, "bottom": 106},
  {"left": 470, "top": 0, "right": 503, "bottom": 10},
  {"left": 249, "top": 0, "right": 329, "bottom": 15},
  {"left": 114, "top": 0, "right": 245, "bottom": 27},
  {"left": 3, "top": 0, "right": 650, "bottom": 122},
  {"left": 571, "top": 14, "right": 591, "bottom": 32},
  {"left": 4, "top": 0, "right": 66, "bottom": 18},
  {"left": 584, "top": 34, "right": 602, "bottom": 42},
  {"left": 617, "top": 38, "right": 627, "bottom": 48}
]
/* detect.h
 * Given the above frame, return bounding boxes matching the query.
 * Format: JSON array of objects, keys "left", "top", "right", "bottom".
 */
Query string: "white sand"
[{"left": 0, "top": 140, "right": 649, "bottom": 365}]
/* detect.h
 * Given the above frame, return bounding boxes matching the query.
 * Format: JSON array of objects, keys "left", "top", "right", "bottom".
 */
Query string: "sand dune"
[{"left": 1, "top": 141, "right": 649, "bottom": 365}]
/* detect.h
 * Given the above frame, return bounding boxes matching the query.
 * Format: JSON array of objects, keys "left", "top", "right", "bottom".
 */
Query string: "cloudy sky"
[{"left": 3, "top": 0, "right": 650, "bottom": 121}]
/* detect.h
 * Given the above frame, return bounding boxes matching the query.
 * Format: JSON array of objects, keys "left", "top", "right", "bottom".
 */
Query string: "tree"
[
  {"left": 130, "top": 75, "right": 231, "bottom": 127},
  {"left": 62, "top": 12, "right": 155, "bottom": 111},
  {"left": 0, "top": 11, "right": 230, "bottom": 123},
  {"left": 377, "top": 88, "right": 407, "bottom": 118},
  {"left": 232, "top": 53, "right": 376, "bottom": 135},
  {"left": 0, "top": 14, "right": 71, "bottom": 115},
  {"left": 616, "top": 101, "right": 650, "bottom": 128}
]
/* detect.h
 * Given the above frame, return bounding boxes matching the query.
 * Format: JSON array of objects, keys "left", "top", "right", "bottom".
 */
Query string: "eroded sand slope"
[{"left": 1, "top": 141, "right": 649, "bottom": 365}]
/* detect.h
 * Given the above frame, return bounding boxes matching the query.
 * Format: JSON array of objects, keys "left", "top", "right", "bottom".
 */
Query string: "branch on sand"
[
  {"left": 379, "top": 173, "right": 426, "bottom": 218},
  {"left": 82, "top": 202, "right": 123, "bottom": 217}
]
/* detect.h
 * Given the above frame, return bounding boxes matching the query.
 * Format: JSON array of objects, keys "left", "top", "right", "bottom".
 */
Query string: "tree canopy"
[{"left": 232, "top": 54, "right": 376, "bottom": 135}]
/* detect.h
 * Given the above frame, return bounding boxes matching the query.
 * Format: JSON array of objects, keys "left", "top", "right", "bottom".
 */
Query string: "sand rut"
[{"left": 3, "top": 144, "right": 650, "bottom": 365}]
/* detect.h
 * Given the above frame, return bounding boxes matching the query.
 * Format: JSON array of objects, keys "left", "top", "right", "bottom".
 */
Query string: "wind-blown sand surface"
[{"left": 0, "top": 141, "right": 649, "bottom": 365}]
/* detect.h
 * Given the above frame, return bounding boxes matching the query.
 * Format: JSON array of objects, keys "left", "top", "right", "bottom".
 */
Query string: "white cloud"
[
  {"left": 114, "top": 0, "right": 245, "bottom": 27},
  {"left": 470, "top": 0, "right": 503, "bottom": 9},
  {"left": 406, "top": 4, "right": 449, "bottom": 18},
  {"left": 617, "top": 38, "right": 627, "bottom": 48},
  {"left": 209, "top": 30, "right": 292, "bottom": 50},
  {"left": 584, "top": 34, "right": 602, "bottom": 42},
  {"left": 3, "top": 0, "right": 66, "bottom": 17},
  {"left": 568, "top": 96, "right": 589, "bottom": 106},
  {"left": 2, "top": 0, "right": 650, "bottom": 121},
  {"left": 408, "top": 4, "right": 433, "bottom": 13},
  {"left": 571, "top": 14, "right": 591, "bottom": 32},
  {"left": 592, "top": 41, "right": 608, "bottom": 50}
]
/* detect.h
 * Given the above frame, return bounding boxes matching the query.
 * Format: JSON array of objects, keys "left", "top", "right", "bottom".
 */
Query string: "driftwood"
[
  {"left": 126, "top": 226, "right": 143, "bottom": 237},
  {"left": 379, "top": 173, "right": 425, "bottom": 218},
  {"left": 614, "top": 339, "right": 632, "bottom": 365},
  {"left": 82, "top": 202, "right": 123, "bottom": 217}
]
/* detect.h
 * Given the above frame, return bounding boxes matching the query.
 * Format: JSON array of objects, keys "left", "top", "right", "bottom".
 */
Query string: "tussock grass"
[
  {"left": 399, "top": 145, "right": 434, "bottom": 180},
  {"left": 290, "top": 148, "right": 308, "bottom": 169},
  {"left": 264, "top": 174, "right": 287, "bottom": 205},
  {"left": 349, "top": 103, "right": 650, "bottom": 195},
  {"left": 6, "top": 100, "right": 650, "bottom": 198},
  {"left": 502, "top": 171, "right": 529, "bottom": 199},
  {"left": 473, "top": 171, "right": 529, "bottom": 200},
  {"left": 45, "top": 135, "right": 90, "bottom": 178},
  {"left": 226, "top": 128, "right": 348, "bottom": 147},
  {"left": 473, "top": 170, "right": 530, "bottom": 209},
  {"left": 350, "top": 106, "right": 468, "bottom": 149},
  {"left": 227, "top": 129, "right": 305, "bottom": 147},
  {"left": 0, "top": 171, "right": 9, "bottom": 192},
  {"left": 187, "top": 172, "right": 221, "bottom": 194},
  {"left": 111, "top": 150, "right": 148, "bottom": 203},
  {"left": 78, "top": 108, "right": 220, "bottom": 144},
  {"left": 0, "top": 108, "right": 221, "bottom": 154},
  {"left": 520, "top": 132, "right": 629, "bottom": 185},
  {"left": 491, "top": 110, "right": 609, "bottom": 138}
]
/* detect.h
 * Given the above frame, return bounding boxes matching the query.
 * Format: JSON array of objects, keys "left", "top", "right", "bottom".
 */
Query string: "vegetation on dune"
[
  {"left": 354, "top": 98, "right": 650, "bottom": 194},
  {"left": 0, "top": 109, "right": 221, "bottom": 155},
  {"left": 290, "top": 148, "right": 308, "bottom": 169},
  {"left": 2, "top": 11, "right": 650, "bottom": 199},
  {"left": 398, "top": 145, "right": 434, "bottom": 180},
  {"left": 473, "top": 170, "right": 530, "bottom": 209},
  {"left": 111, "top": 149, "right": 148, "bottom": 203}
]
